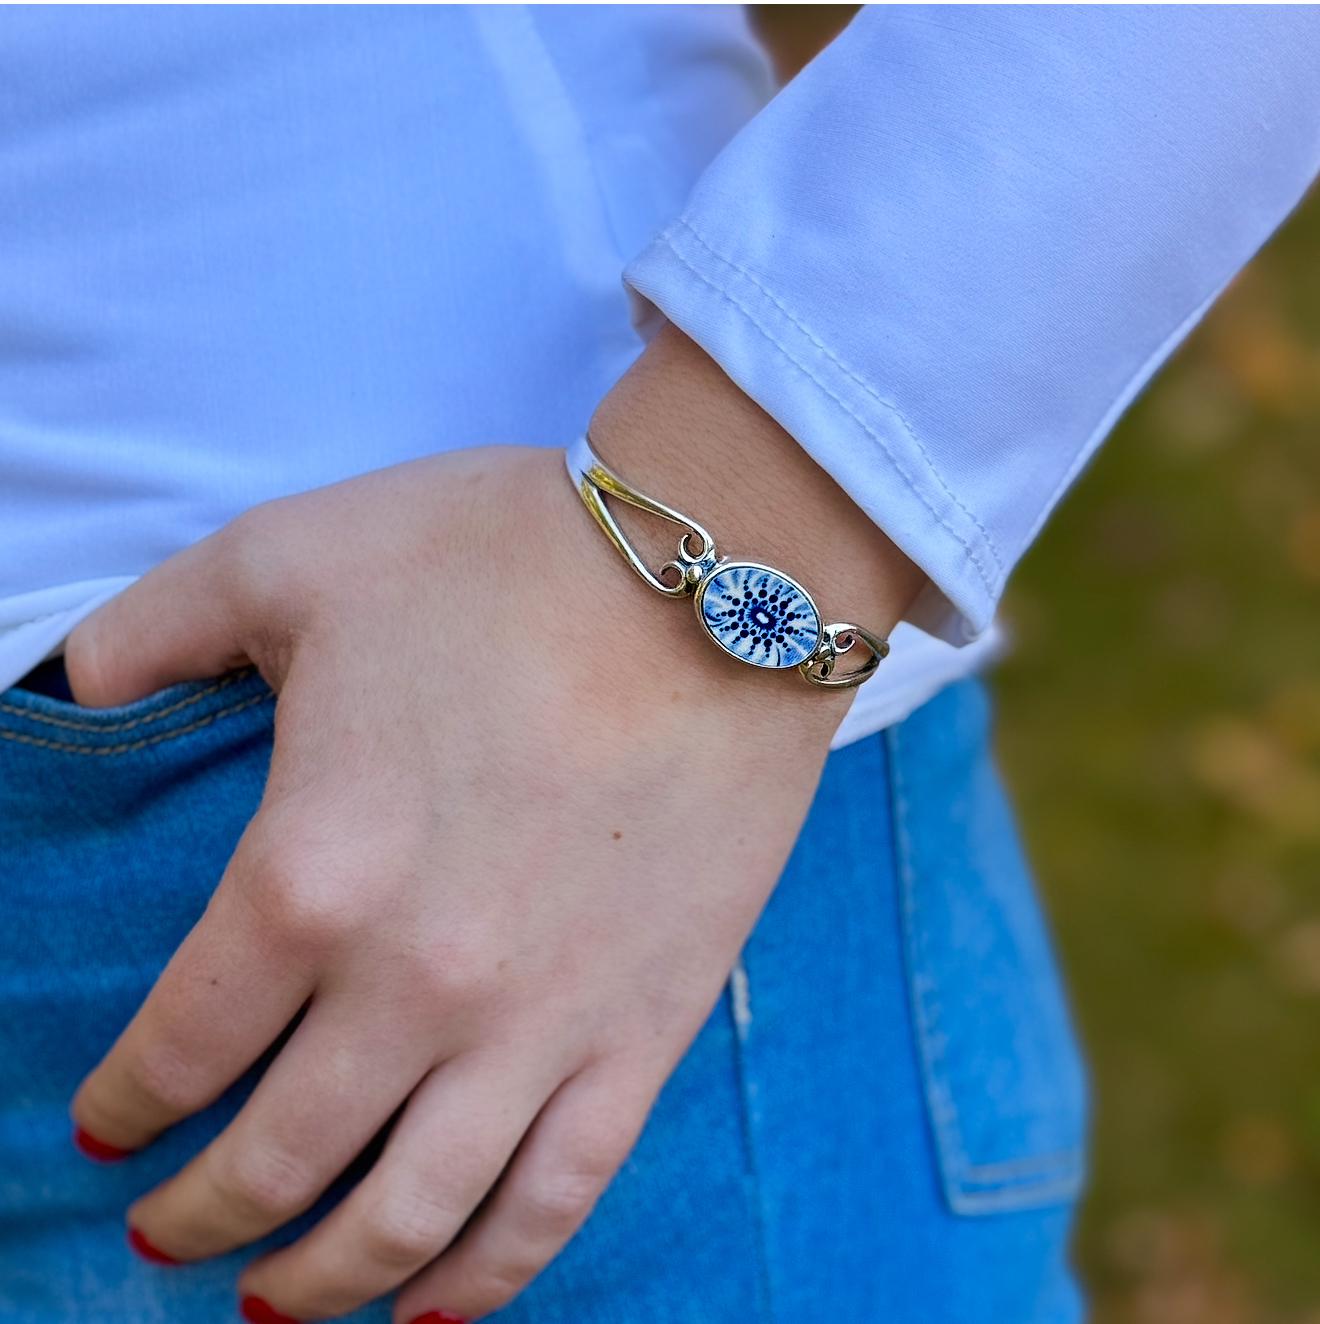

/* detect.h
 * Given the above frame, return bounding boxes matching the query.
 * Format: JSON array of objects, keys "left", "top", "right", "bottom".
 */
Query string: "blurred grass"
[
  {"left": 755, "top": 8, "right": 1320, "bottom": 1321},
  {"left": 995, "top": 160, "right": 1320, "bottom": 1324}
]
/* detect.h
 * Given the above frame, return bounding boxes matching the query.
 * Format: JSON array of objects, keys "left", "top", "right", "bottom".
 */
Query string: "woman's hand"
[{"left": 66, "top": 327, "right": 923, "bottom": 1323}]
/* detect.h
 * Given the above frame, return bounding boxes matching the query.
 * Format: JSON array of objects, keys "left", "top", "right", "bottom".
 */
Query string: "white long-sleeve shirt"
[{"left": 1, "top": 6, "right": 1317, "bottom": 744}]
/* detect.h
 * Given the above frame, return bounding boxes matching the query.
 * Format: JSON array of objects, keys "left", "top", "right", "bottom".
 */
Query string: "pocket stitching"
[
  {"left": 889, "top": 722, "right": 971, "bottom": 1189},
  {"left": 886, "top": 718, "right": 1085, "bottom": 1216},
  {"left": 0, "top": 690, "right": 272, "bottom": 757},
  {"left": 0, "top": 671, "right": 245, "bottom": 733}
]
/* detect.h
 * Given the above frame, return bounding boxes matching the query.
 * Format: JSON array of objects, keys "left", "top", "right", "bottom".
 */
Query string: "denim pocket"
[
  {"left": 885, "top": 681, "right": 1089, "bottom": 1215},
  {"left": 0, "top": 667, "right": 273, "bottom": 757}
]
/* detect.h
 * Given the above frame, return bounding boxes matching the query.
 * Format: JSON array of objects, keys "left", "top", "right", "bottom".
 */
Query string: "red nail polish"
[
  {"left": 73, "top": 1126, "right": 134, "bottom": 1162},
  {"left": 127, "top": 1226, "right": 181, "bottom": 1267},
  {"left": 407, "top": 1314, "right": 468, "bottom": 1324},
  {"left": 239, "top": 1297, "right": 302, "bottom": 1324}
]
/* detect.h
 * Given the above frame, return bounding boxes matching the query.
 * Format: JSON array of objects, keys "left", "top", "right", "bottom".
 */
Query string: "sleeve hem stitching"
[
  {"left": 673, "top": 217, "right": 1006, "bottom": 579},
  {"left": 648, "top": 226, "right": 1001, "bottom": 607}
]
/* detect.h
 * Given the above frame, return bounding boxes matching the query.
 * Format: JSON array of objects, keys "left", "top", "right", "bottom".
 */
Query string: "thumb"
[{"left": 66, "top": 526, "right": 257, "bottom": 707}]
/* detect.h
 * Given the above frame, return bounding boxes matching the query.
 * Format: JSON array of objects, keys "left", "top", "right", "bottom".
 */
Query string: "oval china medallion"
[{"left": 695, "top": 562, "right": 822, "bottom": 669}]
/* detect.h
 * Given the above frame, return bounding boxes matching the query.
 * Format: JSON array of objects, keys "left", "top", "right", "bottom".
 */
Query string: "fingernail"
[
  {"left": 128, "top": 1225, "right": 181, "bottom": 1266},
  {"left": 239, "top": 1298, "right": 302, "bottom": 1324},
  {"left": 73, "top": 1126, "right": 134, "bottom": 1162},
  {"left": 407, "top": 1314, "right": 468, "bottom": 1324}
]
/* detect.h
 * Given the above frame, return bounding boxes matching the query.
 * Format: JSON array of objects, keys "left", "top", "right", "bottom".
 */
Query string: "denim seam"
[
  {"left": 0, "top": 690, "right": 273, "bottom": 756},
  {"left": 961, "top": 1150, "right": 1082, "bottom": 1181},
  {"left": 886, "top": 720, "right": 970, "bottom": 1194},
  {"left": 886, "top": 719, "right": 1084, "bottom": 1215},
  {"left": 667, "top": 218, "right": 1005, "bottom": 588},
  {"left": 725, "top": 958, "right": 779, "bottom": 1324},
  {"left": 0, "top": 671, "right": 246, "bottom": 733},
  {"left": 951, "top": 1172, "right": 1087, "bottom": 1216}
]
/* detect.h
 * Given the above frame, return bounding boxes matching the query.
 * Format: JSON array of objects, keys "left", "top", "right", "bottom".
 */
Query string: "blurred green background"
[
  {"left": 758, "top": 9, "right": 1320, "bottom": 1322},
  {"left": 996, "top": 149, "right": 1320, "bottom": 1324}
]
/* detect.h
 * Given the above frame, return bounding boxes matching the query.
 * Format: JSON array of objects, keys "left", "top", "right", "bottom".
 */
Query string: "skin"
[{"left": 66, "top": 325, "right": 924, "bottom": 1323}]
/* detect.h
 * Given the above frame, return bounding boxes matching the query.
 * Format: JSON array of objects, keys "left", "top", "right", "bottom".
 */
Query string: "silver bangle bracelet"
[{"left": 565, "top": 434, "right": 890, "bottom": 690}]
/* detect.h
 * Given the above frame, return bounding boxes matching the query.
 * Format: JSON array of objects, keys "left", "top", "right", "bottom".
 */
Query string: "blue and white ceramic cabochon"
[{"left": 696, "top": 562, "right": 822, "bottom": 669}]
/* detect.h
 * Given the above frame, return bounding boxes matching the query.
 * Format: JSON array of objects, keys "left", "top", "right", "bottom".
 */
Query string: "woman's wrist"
[{"left": 586, "top": 324, "right": 927, "bottom": 689}]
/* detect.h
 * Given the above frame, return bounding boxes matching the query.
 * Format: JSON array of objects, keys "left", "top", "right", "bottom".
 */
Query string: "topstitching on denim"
[{"left": 0, "top": 669, "right": 273, "bottom": 756}]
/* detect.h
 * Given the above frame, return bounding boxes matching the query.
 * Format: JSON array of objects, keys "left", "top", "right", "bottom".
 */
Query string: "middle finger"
[{"left": 127, "top": 991, "right": 438, "bottom": 1262}]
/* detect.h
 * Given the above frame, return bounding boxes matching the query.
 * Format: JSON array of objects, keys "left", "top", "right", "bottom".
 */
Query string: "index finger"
[{"left": 71, "top": 833, "right": 316, "bottom": 1157}]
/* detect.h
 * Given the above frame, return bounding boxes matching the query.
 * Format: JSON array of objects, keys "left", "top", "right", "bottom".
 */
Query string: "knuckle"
[
  {"left": 464, "top": 1259, "right": 535, "bottom": 1312},
  {"left": 122, "top": 1038, "right": 210, "bottom": 1117},
  {"left": 422, "top": 953, "right": 490, "bottom": 1008},
  {"left": 520, "top": 1167, "right": 606, "bottom": 1232},
  {"left": 360, "top": 1188, "right": 458, "bottom": 1269},
  {"left": 208, "top": 1141, "right": 315, "bottom": 1225},
  {"left": 406, "top": 938, "right": 502, "bottom": 1012},
  {"left": 247, "top": 845, "right": 360, "bottom": 953},
  {"left": 560, "top": 1106, "right": 640, "bottom": 1183}
]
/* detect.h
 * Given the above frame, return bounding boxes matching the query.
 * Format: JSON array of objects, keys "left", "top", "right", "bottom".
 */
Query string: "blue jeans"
[{"left": 0, "top": 671, "right": 1087, "bottom": 1322}]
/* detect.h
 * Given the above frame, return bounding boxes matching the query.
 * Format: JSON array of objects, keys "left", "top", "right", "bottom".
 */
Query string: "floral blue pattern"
[{"left": 697, "top": 563, "right": 822, "bottom": 669}]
